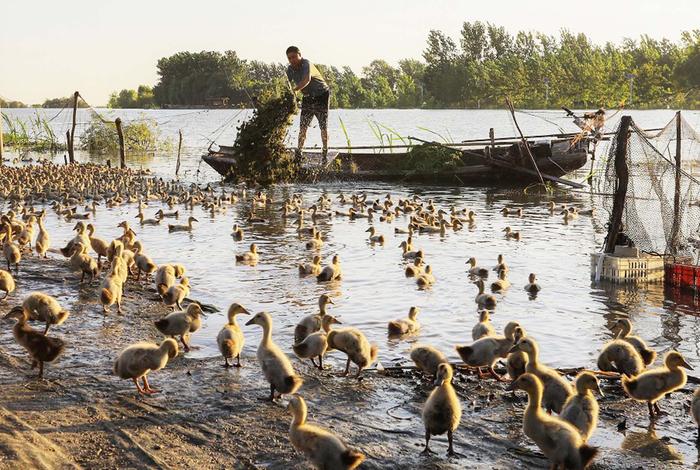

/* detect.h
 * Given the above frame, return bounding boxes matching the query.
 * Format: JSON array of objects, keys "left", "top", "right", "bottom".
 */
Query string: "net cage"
[{"left": 600, "top": 113, "right": 700, "bottom": 260}]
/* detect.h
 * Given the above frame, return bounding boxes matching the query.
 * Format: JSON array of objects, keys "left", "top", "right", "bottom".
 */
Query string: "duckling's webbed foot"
[
  {"left": 488, "top": 366, "right": 506, "bottom": 382},
  {"left": 223, "top": 358, "right": 231, "bottom": 368},
  {"left": 142, "top": 376, "right": 160, "bottom": 394},
  {"left": 133, "top": 377, "right": 146, "bottom": 394},
  {"left": 235, "top": 355, "right": 242, "bottom": 367},
  {"left": 420, "top": 431, "right": 435, "bottom": 456},
  {"left": 447, "top": 430, "right": 456, "bottom": 456}
]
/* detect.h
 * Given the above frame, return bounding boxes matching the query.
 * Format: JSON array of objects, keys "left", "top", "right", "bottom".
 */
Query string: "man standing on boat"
[{"left": 286, "top": 46, "right": 331, "bottom": 162}]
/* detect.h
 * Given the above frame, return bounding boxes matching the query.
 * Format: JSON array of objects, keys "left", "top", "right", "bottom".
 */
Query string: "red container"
[{"left": 666, "top": 263, "right": 700, "bottom": 290}]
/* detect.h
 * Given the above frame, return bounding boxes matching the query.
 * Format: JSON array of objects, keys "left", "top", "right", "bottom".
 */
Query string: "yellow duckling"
[
  {"left": 113, "top": 338, "right": 178, "bottom": 394},
  {"left": 155, "top": 209, "right": 179, "bottom": 219},
  {"left": 155, "top": 263, "right": 186, "bottom": 297},
  {"left": 509, "top": 337, "right": 573, "bottom": 414},
  {"left": 217, "top": 303, "right": 250, "bottom": 367},
  {"left": 34, "top": 215, "right": 50, "bottom": 259},
  {"left": 466, "top": 257, "right": 488, "bottom": 277},
  {"left": 132, "top": 240, "right": 157, "bottom": 280},
  {"left": 161, "top": 276, "right": 190, "bottom": 310},
  {"left": 410, "top": 345, "right": 449, "bottom": 376},
  {"left": 100, "top": 261, "right": 124, "bottom": 314},
  {"left": 305, "top": 231, "right": 324, "bottom": 250},
  {"left": 236, "top": 243, "right": 259, "bottom": 264},
  {"left": 492, "top": 253, "right": 508, "bottom": 274},
  {"left": 421, "top": 363, "right": 461, "bottom": 456},
  {"left": 299, "top": 255, "right": 322, "bottom": 276},
  {"left": 2, "top": 222, "right": 21, "bottom": 271},
  {"left": 69, "top": 243, "right": 99, "bottom": 283},
  {"left": 4, "top": 308, "right": 65, "bottom": 379},
  {"left": 0, "top": 269, "right": 16, "bottom": 300},
  {"left": 327, "top": 326, "right": 378, "bottom": 378},
  {"left": 317, "top": 254, "right": 342, "bottom": 282},
  {"left": 503, "top": 226, "right": 521, "bottom": 241},
  {"left": 135, "top": 211, "right": 161, "bottom": 226},
  {"left": 562, "top": 209, "right": 575, "bottom": 224},
  {"left": 294, "top": 294, "right": 335, "bottom": 344},
  {"left": 86, "top": 223, "right": 109, "bottom": 264},
  {"left": 560, "top": 371, "right": 602, "bottom": 442},
  {"left": 387, "top": 306, "right": 420, "bottom": 336},
  {"left": 597, "top": 340, "right": 644, "bottom": 377},
  {"left": 287, "top": 395, "right": 365, "bottom": 469},
  {"left": 622, "top": 350, "right": 693, "bottom": 419},
  {"left": 471, "top": 309, "right": 495, "bottom": 340},
  {"left": 12, "top": 292, "right": 70, "bottom": 334},
  {"left": 507, "top": 325, "right": 528, "bottom": 381},
  {"left": 230, "top": 224, "right": 244, "bottom": 241},
  {"left": 404, "top": 257, "right": 424, "bottom": 277},
  {"left": 506, "top": 373, "right": 598, "bottom": 470},
  {"left": 168, "top": 216, "right": 198, "bottom": 232},
  {"left": 399, "top": 240, "right": 422, "bottom": 259},
  {"left": 474, "top": 279, "right": 497, "bottom": 310},
  {"left": 416, "top": 265, "right": 435, "bottom": 288},
  {"left": 154, "top": 303, "right": 203, "bottom": 352},
  {"left": 490, "top": 269, "right": 511, "bottom": 292},
  {"left": 613, "top": 318, "right": 656, "bottom": 366},
  {"left": 245, "top": 311, "right": 303, "bottom": 401},
  {"left": 455, "top": 321, "right": 520, "bottom": 381},
  {"left": 293, "top": 314, "right": 341, "bottom": 369},
  {"left": 524, "top": 273, "right": 541, "bottom": 294},
  {"left": 365, "top": 226, "right": 385, "bottom": 244}
]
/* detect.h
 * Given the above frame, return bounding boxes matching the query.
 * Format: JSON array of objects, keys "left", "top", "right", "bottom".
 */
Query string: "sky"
[{"left": 1, "top": 0, "right": 698, "bottom": 105}]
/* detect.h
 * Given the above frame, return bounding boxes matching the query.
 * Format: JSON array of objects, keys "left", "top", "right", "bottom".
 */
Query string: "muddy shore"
[{"left": 0, "top": 253, "right": 696, "bottom": 469}]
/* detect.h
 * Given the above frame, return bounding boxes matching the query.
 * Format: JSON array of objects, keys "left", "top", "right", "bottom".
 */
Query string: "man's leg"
[
  {"left": 298, "top": 109, "right": 313, "bottom": 151},
  {"left": 318, "top": 93, "right": 329, "bottom": 162}
]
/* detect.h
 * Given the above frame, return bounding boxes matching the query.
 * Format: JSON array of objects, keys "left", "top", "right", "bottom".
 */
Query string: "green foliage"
[
  {"left": 0, "top": 98, "right": 27, "bottom": 108},
  {"left": 41, "top": 96, "right": 88, "bottom": 108},
  {"left": 81, "top": 116, "right": 169, "bottom": 154},
  {"left": 229, "top": 90, "right": 299, "bottom": 185},
  {"left": 399, "top": 143, "right": 463, "bottom": 173},
  {"left": 2, "top": 111, "right": 65, "bottom": 151},
  {"left": 108, "top": 85, "right": 156, "bottom": 109}
]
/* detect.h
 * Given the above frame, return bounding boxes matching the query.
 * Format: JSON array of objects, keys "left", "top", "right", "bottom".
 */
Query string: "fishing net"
[{"left": 600, "top": 113, "right": 700, "bottom": 258}]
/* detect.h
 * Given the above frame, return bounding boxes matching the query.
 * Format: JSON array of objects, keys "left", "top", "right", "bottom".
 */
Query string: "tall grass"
[
  {"left": 338, "top": 117, "right": 352, "bottom": 154},
  {"left": 2, "top": 111, "right": 66, "bottom": 152}
]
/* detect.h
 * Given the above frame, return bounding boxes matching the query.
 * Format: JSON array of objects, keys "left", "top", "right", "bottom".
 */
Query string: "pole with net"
[{"left": 670, "top": 111, "right": 682, "bottom": 255}]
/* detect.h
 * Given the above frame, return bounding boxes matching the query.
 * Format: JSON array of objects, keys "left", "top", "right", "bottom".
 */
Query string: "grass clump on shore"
[
  {"left": 400, "top": 143, "right": 463, "bottom": 173},
  {"left": 229, "top": 90, "right": 298, "bottom": 185},
  {"left": 2, "top": 112, "right": 66, "bottom": 152},
  {"left": 81, "top": 116, "right": 171, "bottom": 154}
]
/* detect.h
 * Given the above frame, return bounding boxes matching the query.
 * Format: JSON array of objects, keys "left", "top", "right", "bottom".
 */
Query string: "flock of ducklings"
[{"left": 1, "top": 162, "right": 699, "bottom": 469}]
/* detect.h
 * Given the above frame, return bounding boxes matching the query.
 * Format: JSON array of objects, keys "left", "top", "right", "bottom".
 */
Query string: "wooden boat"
[{"left": 202, "top": 135, "right": 590, "bottom": 185}]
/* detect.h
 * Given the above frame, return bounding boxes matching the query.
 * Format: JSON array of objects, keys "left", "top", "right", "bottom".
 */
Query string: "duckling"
[
  {"left": 365, "top": 226, "right": 385, "bottom": 244},
  {"left": 490, "top": 269, "right": 511, "bottom": 292},
  {"left": 327, "top": 326, "right": 378, "bottom": 378},
  {"left": 317, "top": 254, "right": 342, "bottom": 282},
  {"left": 293, "top": 314, "right": 342, "bottom": 369},
  {"left": 34, "top": 216, "right": 50, "bottom": 259},
  {"left": 404, "top": 257, "right": 424, "bottom": 277},
  {"left": 236, "top": 243, "right": 259, "bottom": 264},
  {"left": 287, "top": 395, "right": 365, "bottom": 469},
  {"left": 4, "top": 308, "right": 65, "bottom": 379},
  {"left": 503, "top": 226, "right": 521, "bottom": 241},
  {"left": 597, "top": 340, "right": 644, "bottom": 377},
  {"left": 500, "top": 207, "right": 523, "bottom": 217},
  {"left": 113, "top": 338, "right": 178, "bottom": 394},
  {"left": 471, "top": 309, "right": 495, "bottom": 340},
  {"left": 509, "top": 337, "right": 573, "bottom": 414},
  {"left": 230, "top": 224, "right": 244, "bottom": 241},
  {"left": 506, "top": 373, "right": 598, "bottom": 470},
  {"left": 474, "top": 279, "right": 497, "bottom": 310},
  {"left": 493, "top": 254, "right": 508, "bottom": 274},
  {"left": 524, "top": 273, "right": 541, "bottom": 294},
  {"left": 692, "top": 388, "right": 700, "bottom": 438},
  {"left": 100, "top": 266, "right": 124, "bottom": 314},
  {"left": 622, "top": 350, "right": 693, "bottom": 419},
  {"left": 2, "top": 223, "right": 21, "bottom": 271},
  {"left": 132, "top": 240, "right": 157, "bottom": 281},
  {"left": 168, "top": 216, "right": 198, "bottom": 232},
  {"left": 387, "top": 306, "right": 420, "bottom": 336},
  {"left": 466, "top": 257, "right": 488, "bottom": 277},
  {"left": 613, "top": 318, "right": 656, "bottom": 366},
  {"left": 246, "top": 311, "right": 303, "bottom": 401},
  {"left": 416, "top": 265, "right": 435, "bottom": 288},
  {"left": 135, "top": 211, "right": 161, "bottom": 226},
  {"left": 85, "top": 223, "right": 109, "bottom": 264},
  {"left": 155, "top": 263, "right": 186, "bottom": 297},
  {"left": 0, "top": 269, "right": 16, "bottom": 300},
  {"left": 69, "top": 243, "right": 99, "bottom": 283},
  {"left": 421, "top": 363, "right": 461, "bottom": 456},
  {"left": 410, "top": 345, "right": 449, "bottom": 376},
  {"left": 560, "top": 371, "right": 602, "bottom": 442},
  {"left": 217, "top": 303, "right": 250, "bottom": 367},
  {"left": 562, "top": 209, "right": 576, "bottom": 224},
  {"left": 305, "top": 231, "right": 324, "bottom": 250},
  {"left": 14, "top": 291, "right": 70, "bottom": 334},
  {"left": 507, "top": 326, "right": 528, "bottom": 381},
  {"left": 155, "top": 209, "right": 179, "bottom": 219},
  {"left": 161, "top": 277, "right": 190, "bottom": 310},
  {"left": 154, "top": 303, "right": 203, "bottom": 352},
  {"left": 294, "top": 294, "right": 335, "bottom": 344},
  {"left": 455, "top": 321, "right": 519, "bottom": 381},
  {"left": 399, "top": 240, "right": 422, "bottom": 259},
  {"left": 299, "top": 255, "right": 322, "bottom": 276}
]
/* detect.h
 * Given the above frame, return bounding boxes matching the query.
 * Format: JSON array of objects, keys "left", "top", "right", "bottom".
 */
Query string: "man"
[{"left": 285, "top": 46, "right": 330, "bottom": 160}]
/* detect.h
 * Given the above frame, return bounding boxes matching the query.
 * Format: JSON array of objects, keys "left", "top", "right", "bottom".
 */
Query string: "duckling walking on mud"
[{"left": 421, "top": 363, "right": 461, "bottom": 456}]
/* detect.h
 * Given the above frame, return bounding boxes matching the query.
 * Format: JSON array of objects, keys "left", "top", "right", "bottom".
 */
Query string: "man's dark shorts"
[{"left": 300, "top": 90, "right": 330, "bottom": 131}]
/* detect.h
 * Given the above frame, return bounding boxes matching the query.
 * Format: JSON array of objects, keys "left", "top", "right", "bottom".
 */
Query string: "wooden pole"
[
  {"left": 115, "top": 118, "right": 126, "bottom": 169},
  {"left": 505, "top": 97, "right": 545, "bottom": 186},
  {"left": 175, "top": 129, "right": 183, "bottom": 177},
  {"left": 603, "top": 115, "right": 632, "bottom": 254},
  {"left": 670, "top": 111, "right": 682, "bottom": 255},
  {"left": 0, "top": 102, "right": 4, "bottom": 165},
  {"left": 68, "top": 91, "right": 79, "bottom": 163},
  {"left": 65, "top": 131, "right": 70, "bottom": 165}
]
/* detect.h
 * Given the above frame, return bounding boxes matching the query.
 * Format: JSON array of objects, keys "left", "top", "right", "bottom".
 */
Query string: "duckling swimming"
[
  {"left": 506, "top": 373, "right": 598, "bottom": 470},
  {"left": 404, "top": 257, "right": 424, "bottom": 277},
  {"left": 317, "top": 254, "right": 342, "bottom": 282},
  {"left": 365, "top": 226, "right": 385, "bottom": 244},
  {"left": 217, "top": 303, "right": 250, "bottom": 367},
  {"left": 410, "top": 345, "right": 449, "bottom": 377},
  {"left": 387, "top": 306, "right": 420, "bottom": 336},
  {"left": 466, "top": 257, "right": 488, "bottom": 277},
  {"left": 471, "top": 309, "right": 495, "bottom": 340},
  {"left": 4, "top": 307, "right": 65, "bottom": 379},
  {"left": 154, "top": 303, "right": 203, "bottom": 352},
  {"left": 0, "top": 269, "right": 15, "bottom": 300},
  {"left": 490, "top": 269, "right": 511, "bottom": 292},
  {"left": 524, "top": 273, "right": 541, "bottom": 294},
  {"left": 416, "top": 265, "right": 435, "bottom": 288},
  {"left": 113, "top": 338, "right": 178, "bottom": 394},
  {"left": 560, "top": 371, "right": 602, "bottom": 443},
  {"left": 235, "top": 243, "right": 259, "bottom": 264},
  {"left": 421, "top": 363, "right": 461, "bottom": 456},
  {"left": 399, "top": 240, "right": 422, "bottom": 259},
  {"left": 246, "top": 311, "right": 303, "bottom": 401},
  {"left": 294, "top": 294, "right": 335, "bottom": 344},
  {"left": 305, "top": 231, "right": 324, "bottom": 250},
  {"left": 230, "top": 224, "right": 244, "bottom": 241},
  {"left": 327, "top": 326, "right": 378, "bottom": 378},
  {"left": 474, "top": 279, "right": 497, "bottom": 310},
  {"left": 135, "top": 212, "right": 161, "bottom": 226},
  {"left": 503, "top": 226, "right": 521, "bottom": 241},
  {"left": 622, "top": 350, "right": 692, "bottom": 419},
  {"left": 287, "top": 395, "right": 365, "bottom": 469},
  {"left": 299, "top": 254, "right": 322, "bottom": 276},
  {"left": 612, "top": 318, "right": 656, "bottom": 366},
  {"left": 293, "top": 314, "right": 341, "bottom": 369},
  {"left": 168, "top": 216, "right": 198, "bottom": 232},
  {"left": 597, "top": 340, "right": 644, "bottom": 377}
]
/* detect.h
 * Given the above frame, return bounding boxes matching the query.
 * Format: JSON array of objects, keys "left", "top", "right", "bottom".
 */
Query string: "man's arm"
[{"left": 293, "top": 61, "right": 311, "bottom": 92}]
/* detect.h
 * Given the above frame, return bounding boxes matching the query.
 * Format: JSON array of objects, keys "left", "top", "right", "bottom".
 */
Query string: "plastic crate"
[
  {"left": 665, "top": 262, "right": 700, "bottom": 290},
  {"left": 590, "top": 253, "right": 665, "bottom": 283}
]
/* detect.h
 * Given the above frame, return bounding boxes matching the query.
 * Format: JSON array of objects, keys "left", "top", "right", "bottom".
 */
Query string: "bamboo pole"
[
  {"left": 115, "top": 118, "right": 126, "bottom": 169},
  {"left": 505, "top": 97, "right": 545, "bottom": 186},
  {"left": 670, "top": 111, "right": 682, "bottom": 254},
  {"left": 175, "top": 129, "right": 183, "bottom": 177},
  {"left": 68, "top": 91, "right": 79, "bottom": 163},
  {"left": 603, "top": 115, "right": 632, "bottom": 253}
]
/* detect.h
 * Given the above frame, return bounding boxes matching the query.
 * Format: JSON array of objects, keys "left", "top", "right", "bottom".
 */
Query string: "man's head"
[{"left": 286, "top": 46, "right": 302, "bottom": 67}]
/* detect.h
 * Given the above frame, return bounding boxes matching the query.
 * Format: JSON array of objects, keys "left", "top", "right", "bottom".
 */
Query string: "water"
[{"left": 5, "top": 107, "right": 700, "bottom": 464}]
